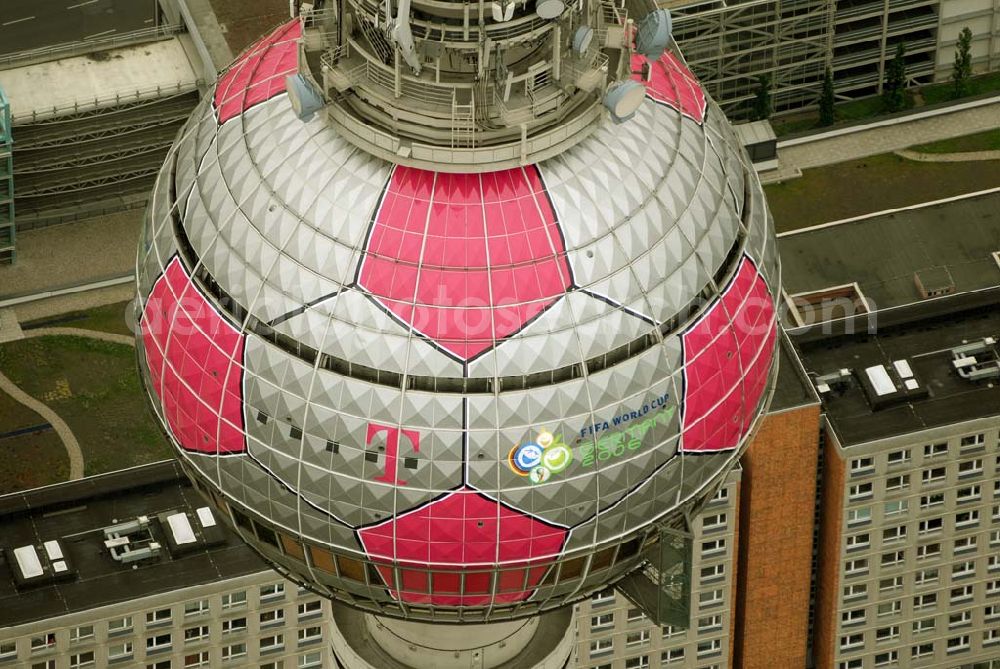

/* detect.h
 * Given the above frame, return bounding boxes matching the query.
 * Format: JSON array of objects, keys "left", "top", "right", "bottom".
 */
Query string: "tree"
[
  {"left": 751, "top": 75, "right": 772, "bottom": 121},
  {"left": 952, "top": 27, "right": 973, "bottom": 99},
  {"left": 819, "top": 68, "right": 836, "bottom": 126},
  {"left": 882, "top": 42, "right": 907, "bottom": 113}
]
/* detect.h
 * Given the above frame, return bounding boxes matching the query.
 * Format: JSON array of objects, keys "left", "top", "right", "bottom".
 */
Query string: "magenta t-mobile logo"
[{"left": 366, "top": 423, "right": 421, "bottom": 485}]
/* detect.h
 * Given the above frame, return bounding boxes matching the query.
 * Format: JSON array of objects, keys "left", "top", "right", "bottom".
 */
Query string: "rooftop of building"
[
  {"left": 0, "top": 461, "right": 265, "bottom": 629},
  {"left": 772, "top": 333, "right": 820, "bottom": 413},
  {"left": 778, "top": 188, "right": 1000, "bottom": 313},
  {"left": 781, "top": 189, "right": 1000, "bottom": 447}
]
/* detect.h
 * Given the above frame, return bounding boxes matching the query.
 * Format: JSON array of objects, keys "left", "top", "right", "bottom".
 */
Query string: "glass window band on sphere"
[{"left": 135, "top": 0, "right": 780, "bottom": 623}]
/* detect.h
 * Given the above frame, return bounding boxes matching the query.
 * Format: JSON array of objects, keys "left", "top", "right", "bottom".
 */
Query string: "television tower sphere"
[{"left": 135, "top": 0, "right": 779, "bottom": 643}]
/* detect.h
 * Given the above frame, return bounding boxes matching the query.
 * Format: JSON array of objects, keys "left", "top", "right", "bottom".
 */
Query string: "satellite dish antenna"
[
  {"left": 572, "top": 25, "right": 594, "bottom": 55},
  {"left": 603, "top": 79, "right": 646, "bottom": 123},
  {"left": 635, "top": 9, "right": 673, "bottom": 60},
  {"left": 491, "top": 2, "right": 504, "bottom": 21},
  {"left": 536, "top": 0, "right": 565, "bottom": 19},
  {"left": 504, "top": 1, "right": 515, "bottom": 20}
]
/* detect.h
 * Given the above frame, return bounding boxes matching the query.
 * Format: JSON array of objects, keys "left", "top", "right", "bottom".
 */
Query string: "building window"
[
  {"left": 589, "top": 639, "right": 613, "bottom": 658},
  {"left": 921, "top": 467, "right": 946, "bottom": 485},
  {"left": 70, "top": 626, "right": 94, "bottom": 643},
  {"left": 850, "top": 456, "right": 874, "bottom": 474},
  {"left": 711, "top": 487, "right": 729, "bottom": 502},
  {"left": 875, "top": 625, "right": 899, "bottom": 643},
  {"left": 107, "top": 616, "right": 132, "bottom": 636},
  {"left": 697, "top": 614, "right": 722, "bottom": 632},
  {"left": 69, "top": 653, "right": 95, "bottom": 669},
  {"left": 954, "top": 536, "right": 977, "bottom": 554},
  {"left": 297, "top": 600, "right": 323, "bottom": 620},
  {"left": 847, "top": 507, "right": 871, "bottom": 526},
  {"left": 698, "top": 589, "right": 724, "bottom": 608},
  {"left": 848, "top": 482, "right": 873, "bottom": 500},
  {"left": 887, "top": 449, "right": 910, "bottom": 466},
  {"left": 991, "top": 529, "right": 1000, "bottom": 547},
  {"left": 883, "top": 499, "right": 907, "bottom": 516},
  {"left": 661, "top": 648, "right": 684, "bottom": 664},
  {"left": 591, "top": 588, "right": 615, "bottom": 606},
  {"left": 840, "top": 661, "right": 863, "bottom": 669},
  {"left": 986, "top": 579, "right": 1000, "bottom": 596},
  {"left": 912, "top": 617, "right": 935, "bottom": 634},
  {"left": 955, "top": 510, "right": 980, "bottom": 529},
  {"left": 916, "top": 543, "right": 940, "bottom": 560},
  {"left": 260, "top": 635, "right": 285, "bottom": 654},
  {"left": 701, "top": 539, "right": 726, "bottom": 557},
  {"left": 988, "top": 554, "right": 1000, "bottom": 572},
  {"left": 846, "top": 533, "right": 869, "bottom": 551},
  {"left": 946, "top": 635, "right": 970, "bottom": 654},
  {"left": 840, "top": 633, "right": 864, "bottom": 651},
  {"left": 873, "top": 650, "right": 898, "bottom": 666},
  {"left": 297, "top": 626, "right": 322, "bottom": 646},
  {"left": 910, "top": 642, "right": 934, "bottom": 659},
  {"left": 885, "top": 474, "right": 909, "bottom": 492},
  {"left": 986, "top": 605, "right": 1000, "bottom": 622},
  {"left": 919, "top": 493, "right": 944, "bottom": 510},
  {"left": 0, "top": 642, "right": 16, "bottom": 660},
  {"left": 841, "top": 608, "right": 866, "bottom": 626},
  {"left": 952, "top": 560, "right": 976, "bottom": 579},
  {"left": 700, "top": 563, "right": 725, "bottom": 583},
  {"left": 993, "top": 504, "right": 1000, "bottom": 521},
  {"left": 880, "top": 550, "right": 905, "bottom": 568},
  {"left": 221, "top": 643, "right": 247, "bottom": 661},
  {"left": 146, "top": 634, "right": 171, "bottom": 653},
  {"left": 146, "top": 609, "right": 172, "bottom": 627},
  {"left": 260, "top": 609, "right": 285, "bottom": 627},
  {"left": 918, "top": 517, "right": 943, "bottom": 535},
  {"left": 184, "top": 626, "right": 210, "bottom": 643},
  {"left": 107, "top": 642, "right": 133, "bottom": 662},
  {"left": 702, "top": 513, "right": 727, "bottom": 531},
  {"left": 877, "top": 600, "right": 901, "bottom": 617},
  {"left": 948, "top": 610, "right": 972, "bottom": 628},
  {"left": 959, "top": 433, "right": 985, "bottom": 451},
  {"left": 33, "top": 661, "right": 57, "bottom": 669},
  {"left": 844, "top": 559, "right": 868, "bottom": 577},
  {"left": 222, "top": 617, "right": 247, "bottom": 635},
  {"left": 662, "top": 625, "right": 684, "bottom": 640},
  {"left": 184, "top": 599, "right": 210, "bottom": 617},
  {"left": 221, "top": 591, "right": 247, "bottom": 610},
  {"left": 914, "top": 568, "right": 939, "bottom": 586},
  {"left": 591, "top": 613, "right": 614, "bottom": 631},
  {"left": 956, "top": 485, "right": 981, "bottom": 504},
  {"left": 878, "top": 577, "right": 902, "bottom": 594},
  {"left": 626, "top": 608, "right": 645, "bottom": 623},
  {"left": 882, "top": 526, "right": 906, "bottom": 543},
  {"left": 298, "top": 652, "right": 323, "bottom": 668},
  {"left": 923, "top": 442, "right": 948, "bottom": 458},
  {"left": 984, "top": 628, "right": 1000, "bottom": 646},
  {"left": 843, "top": 583, "right": 868, "bottom": 600},
  {"left": 624, "top": 657, "right": 650, "bottom": 669},
  {"left": 184, "top": 651, "right": 209, "bottom": 668},
  {"left": 625, "top": 630, "right": 650, "bottom": 647},
  {"left": 913, "top": 593, "right": 937, "bottom": 611},
  {"left": 696, "top": 638, "right": 722, "bottom": 658},
  {"left": 260, "top": 583, "right": 285, "bottom": 602}
]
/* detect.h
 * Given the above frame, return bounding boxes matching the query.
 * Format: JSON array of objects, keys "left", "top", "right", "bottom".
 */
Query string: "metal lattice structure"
[
  {"left": 0, "top": 87, "right": 14, "bottom": 265},
  {"left": 135, "top": 0, "right": 780, "bottom": 626}
]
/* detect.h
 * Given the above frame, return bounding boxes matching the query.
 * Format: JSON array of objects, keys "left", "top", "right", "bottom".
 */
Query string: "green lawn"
[
  {"left": 764, "top": 153, "right": 1000, "bottom": 231},
  {"left": 0, "top": 335, "right": 170, "bottom": 489},
  {"left": 0, "top": 386, "right": 70, "bottom": 494},
  {"left": 921, "top": 70, "right": 1000, "bottom": 106},
  {"left": 21, "top": 300, "right": 136, "bottom": 337},
  {"left": 910, "top": 128, "right": 1000, "bottom": 154}
]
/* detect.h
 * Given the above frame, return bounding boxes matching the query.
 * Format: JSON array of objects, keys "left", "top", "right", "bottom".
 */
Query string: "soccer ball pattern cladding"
[{"left": 136, "top": 19, "right": 779, "bottom": 620}]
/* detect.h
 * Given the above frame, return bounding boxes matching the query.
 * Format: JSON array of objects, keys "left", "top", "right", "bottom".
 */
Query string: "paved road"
[{"left": 0, "top": 0, "right": 156, "bottom": 55}]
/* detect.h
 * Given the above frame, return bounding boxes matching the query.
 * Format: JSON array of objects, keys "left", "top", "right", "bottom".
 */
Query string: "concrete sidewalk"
[{"left": 775, "top": 98, "right": 1000, "bottom": 173}]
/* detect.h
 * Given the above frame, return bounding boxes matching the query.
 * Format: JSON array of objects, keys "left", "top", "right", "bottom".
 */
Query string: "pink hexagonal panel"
[
  {"left": 358, "top": 487, "right": 567, "bottom": 606},
  {"left": 141, "top": 256, "right": 247, "bottom": 454},
  {"left": 214, "top": 19, "right": 302, "bottom": 125},
  {"left": 357, "top": 165, "right": 573, "bottom": 361},
  {"left": 630, "top": 50, "right": 707, "bottom": 124},
  {"left": 680, "top": 255, "right": 776, "bottom": 452}
]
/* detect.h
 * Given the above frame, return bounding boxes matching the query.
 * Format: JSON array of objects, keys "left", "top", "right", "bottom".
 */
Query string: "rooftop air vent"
[
  {"left": 159, "top": 507, "right": 226, "bottom": 557},
  {"left": 855, "top": 359, "right": 928, "bottom": 410},
  {"left": 4, "top": 539, "right": 75, "bottom": 590},
  {"left": 914, "top": 267, "right": 955, "bottom": 299},
  {"left": 951, "top": 337, "right": 1000, "bottom": 382},
  {"left": 813, "top": 368, "right": 852, "bottom": 395},
  {"left": 103, "top": 515, "right": 162, "bottom": 564}
]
